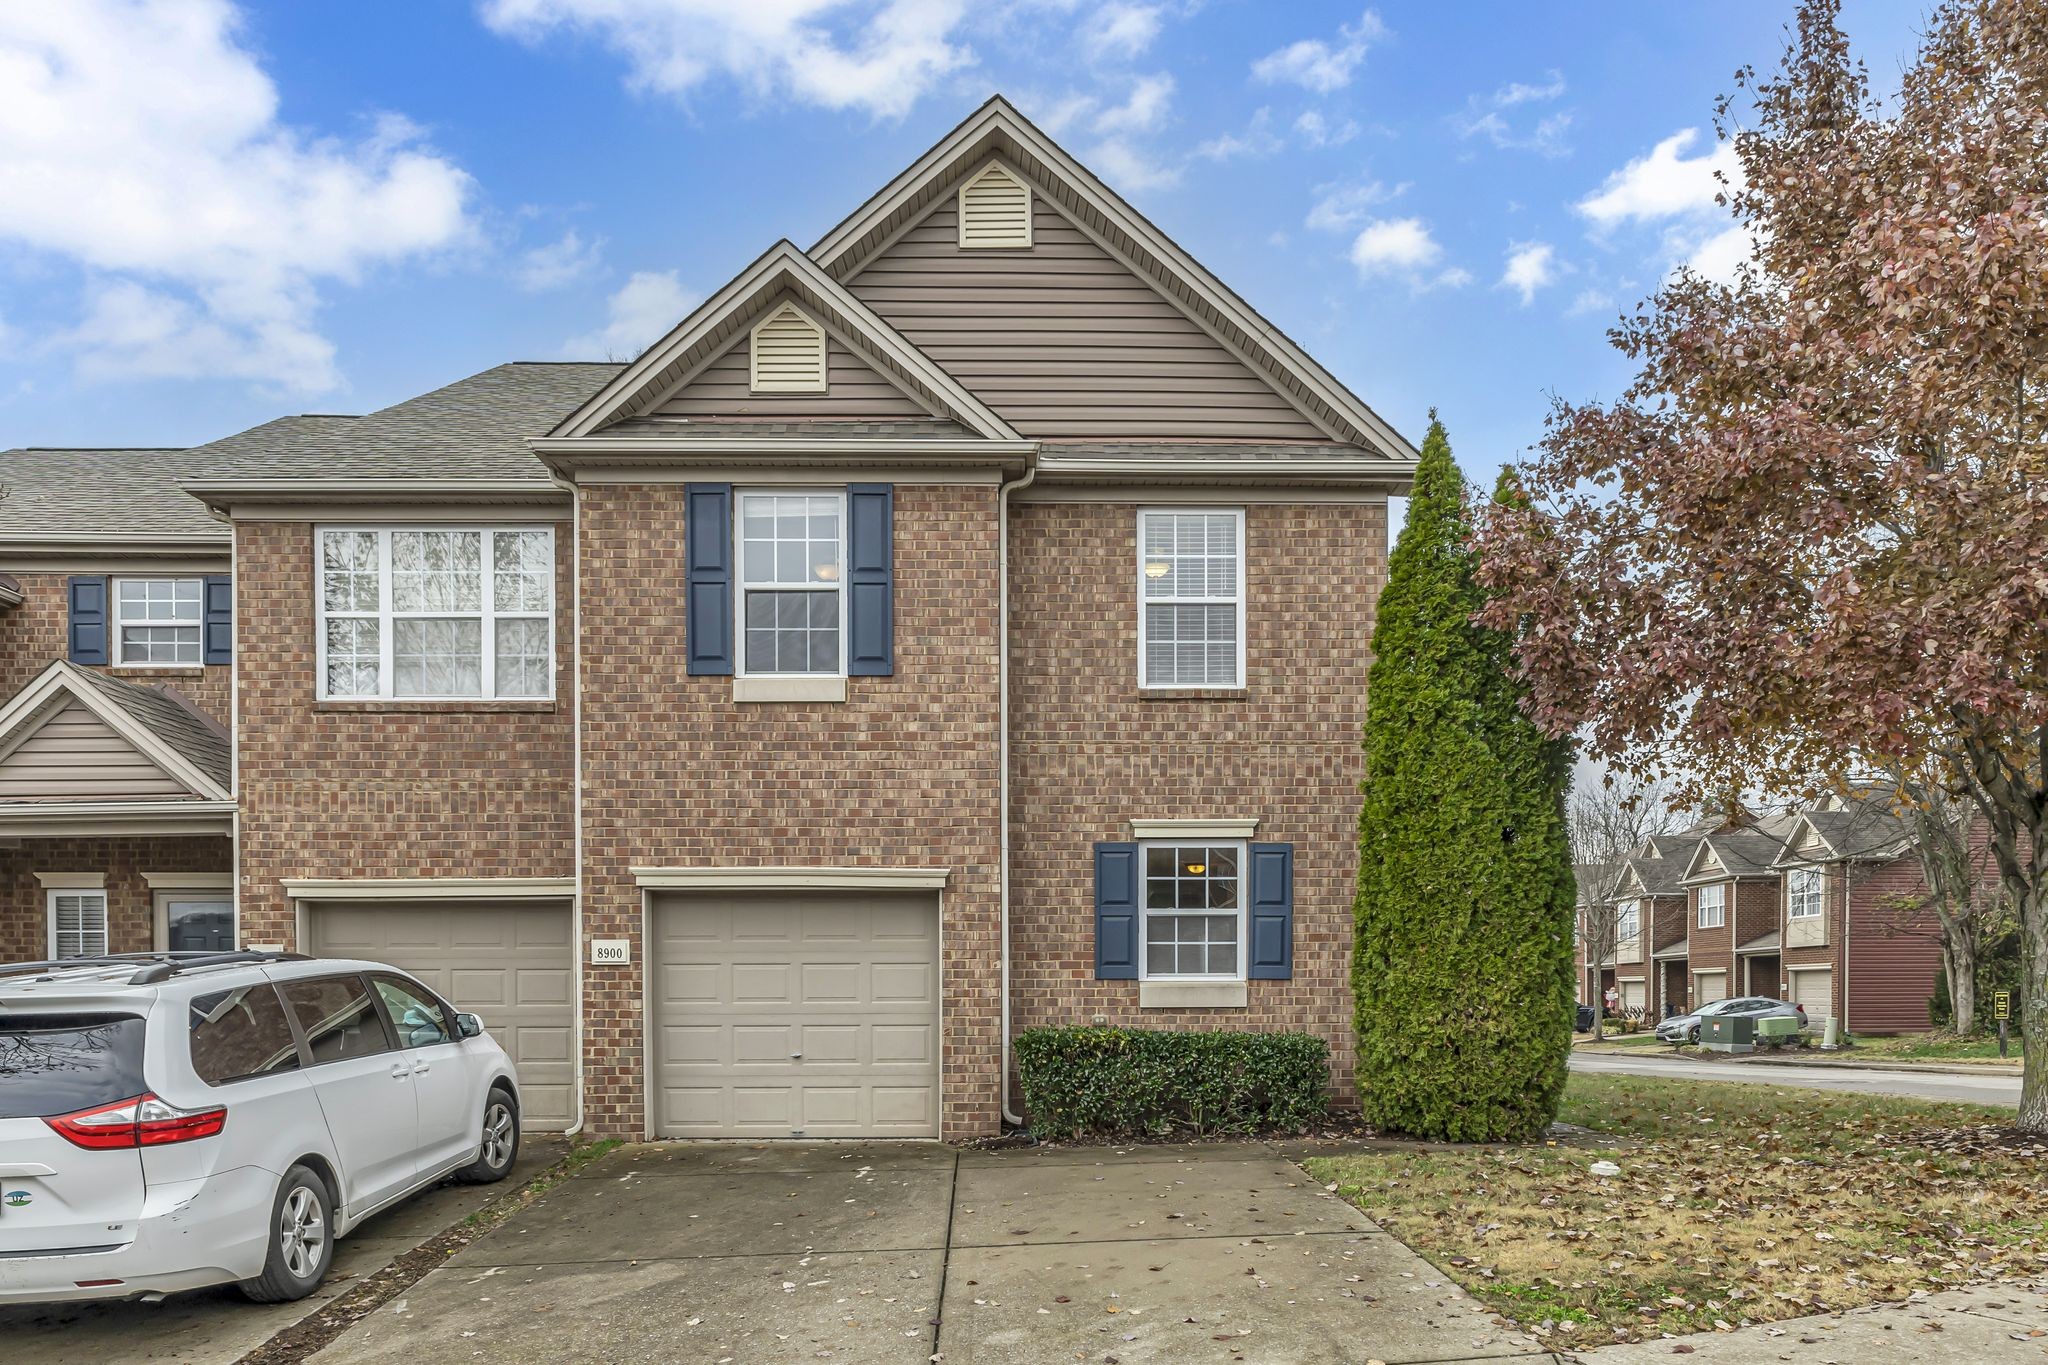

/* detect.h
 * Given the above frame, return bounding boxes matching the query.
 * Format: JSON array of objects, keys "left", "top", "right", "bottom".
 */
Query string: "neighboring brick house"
[
  {"left": 0, "top": 98, "right": 1417, "bottom": 1142},
  {"left": 1611, "top": 835, "right": 1692, "bottom": 1018},
  {"left": 1680, "top": 825, "right": 1789, "bottom": 1010}
]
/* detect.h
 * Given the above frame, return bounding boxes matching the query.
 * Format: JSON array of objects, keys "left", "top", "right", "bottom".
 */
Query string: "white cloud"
[
  {"left": 1092, "top": 72, "right": 1173, "bottom": 134},
  {"left": 1087, "top": 136, "right": 1181, "bottom": 191},
  {"left": 1577, "top": 128, "right": 1739, "bottom": 227},
  {"left": 1293, "top": 110, "right": 1358, "bottom": 148},
  {"left": 1305, "top": 180, "right": 1396, "bottom": 233},
  {"left": 563, "top": 269, "right": 699, "bottom": 359},
  {"left": 1078, "top": 2, "right": 1161, "bottom": 59},
  {"left": 516, "top": 228, "right": 605, "bottom": 291},
  {"left": 1565, "top": 286, "right": 1615, "bottom": 317},
  {"left": 1251, "top": 10, "right": 1384, "bottom": 94},
  {"left": 1679, "top": 224, "right": 1753, "bottom": 285},
  {"left": 479, "top": 0, "right": 974, "bottom": 121},
  {"left": 1491, "top": 71, "right": 1566, "bottom": 107},
  {"left": 1455, "top": 70, "right": 1570, "bottom": 157},
  {"left": 1498, "top": 240, "right": 1559, "bottom": 305},
  {"left": 0, "top": 0, "right": 476, "bottom": 392},
  {"left": 1348, "top": 217, "right": 1467, "bottom": 291},
  {"left": 1196, "top": 108, "right": 1281, "bottom": 162}
]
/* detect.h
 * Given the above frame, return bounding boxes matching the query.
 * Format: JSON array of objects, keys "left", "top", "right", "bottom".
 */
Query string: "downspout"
[
  {"left": 1838, "top": 861, "right": 1850, "bottom": 1037},
  {"left": 997, "top": 451, "right": 1040, "bottom": 1129},
  {"left": 550, "top": 469, "right": 588, "bottom": 1138}
]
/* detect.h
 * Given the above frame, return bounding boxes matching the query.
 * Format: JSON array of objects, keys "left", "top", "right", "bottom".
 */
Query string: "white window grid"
[
  {"left": 315, "top": 527, "right": 554, "bottom": 701},
  {"left": 1138, "top": 841, "right": 1247, "bottom": 981},
  {"left": 113, "top": 577, "right": 203, "bottom": 666},
  {"left": 1697, "top": 883, "right": 1727, "bottom": 929},
  {"left": 1137, "top": 508, "right": 1245, "bottom": 690},
  {"left": 1616, "top": 900, "right": 1640, "bottom": 942},
  {"left": 1787, "top": 867, "right": 1825, "bottom": 919},
  {"left": 48, "top": 889, "right": 109, "bottom": 958},
  {"left": 735, "top": 490, "right": 846, "bottom": 678}
]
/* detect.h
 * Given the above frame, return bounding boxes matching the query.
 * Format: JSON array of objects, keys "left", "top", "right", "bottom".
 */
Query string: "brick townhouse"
[{"left": 0, "top": 98, "right": 1416, "bottom": 1141}]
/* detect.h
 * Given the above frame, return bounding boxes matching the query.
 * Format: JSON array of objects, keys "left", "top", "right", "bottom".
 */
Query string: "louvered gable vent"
[
  {"left": 749, "top": 302, "right": 828, "bottom": 393},
  {"left": 957, "top": 162, "right": 1032, "bottom": 249}
]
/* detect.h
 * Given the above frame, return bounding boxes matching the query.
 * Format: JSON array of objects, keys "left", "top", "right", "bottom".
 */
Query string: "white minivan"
[{"left": 0, "top": 951, "right": 522, "bottom": 1305}]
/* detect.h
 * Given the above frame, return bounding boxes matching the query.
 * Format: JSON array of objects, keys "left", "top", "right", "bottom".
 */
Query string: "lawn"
[
  {"left": 1303, "top": 1074, "right": 2047, "bottom": 1348},
  {"left": 1854, "top": 1031, "right": 2023, "bottom": 1065}
]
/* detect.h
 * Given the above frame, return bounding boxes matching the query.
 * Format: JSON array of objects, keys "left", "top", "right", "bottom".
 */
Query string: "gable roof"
[
  {"left": 0, "top": 661, "right": 231, "bottom": 802},
  {"left": 547, "top": 242, "right": 1019, "bottom": 443},
  {"left": 1682, "top": 829, "right": 1786, "bottom": 885},
  {"left": 0, "top": 447, "right": 224, "bottom": 547},
  {"left": 1773, "top": 804, "right": 1915, "bottom": 866},
  {"left": 809, "top": 97, "right": 1415, "bottom": 466}
]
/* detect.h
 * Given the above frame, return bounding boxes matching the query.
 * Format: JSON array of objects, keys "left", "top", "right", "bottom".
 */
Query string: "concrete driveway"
[{"left": 311, "top": 1140, "right": 1547, "bottom": 1365}]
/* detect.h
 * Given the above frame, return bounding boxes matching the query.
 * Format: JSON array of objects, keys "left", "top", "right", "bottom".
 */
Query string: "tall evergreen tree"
[{"left": 1354, "top": 416, "right": 1576, "bottom": 1141}]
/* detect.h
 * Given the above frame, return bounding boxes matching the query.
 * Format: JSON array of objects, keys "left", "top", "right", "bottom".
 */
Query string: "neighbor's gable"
[
  {"left": 846, "top": 174, "right": 1331, "bottom": 441},
  {"left": 652, "top": 295, "right": 936, "bottom": 422}
]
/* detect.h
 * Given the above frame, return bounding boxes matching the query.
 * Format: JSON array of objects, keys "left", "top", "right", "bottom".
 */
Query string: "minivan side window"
[
  {"left": 371, "top": 975, "right": 453, "bottom": 1049},
  {"left": 279, "top": 975, "right": 395, "bottom": 1065},
  {"left": 189, "top": 984, "right": 303, "bottom": 1085}
]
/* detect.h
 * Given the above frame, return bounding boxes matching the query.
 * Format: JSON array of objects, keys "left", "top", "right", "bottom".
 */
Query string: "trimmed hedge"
[{"left": 1014, "top": 1026, "right": 1329, "bottom": 1140}]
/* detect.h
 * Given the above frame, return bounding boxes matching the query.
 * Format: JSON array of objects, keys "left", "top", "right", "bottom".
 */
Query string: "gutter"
[{"left": 996, "top": 449, "right": 1041, "bottom": 1130}]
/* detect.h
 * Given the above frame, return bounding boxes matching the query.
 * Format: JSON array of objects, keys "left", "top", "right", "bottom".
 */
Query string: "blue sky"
[{"left": 0, "top": 1, "right": 1929, "bottom": 487}]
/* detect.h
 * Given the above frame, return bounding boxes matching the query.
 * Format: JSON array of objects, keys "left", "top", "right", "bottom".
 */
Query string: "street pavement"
[{"left": 1569, "top": 1049, "right": 2021, "bottom": 1106}]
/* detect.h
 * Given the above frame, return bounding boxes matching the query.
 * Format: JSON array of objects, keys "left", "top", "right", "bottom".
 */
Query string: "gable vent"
[
  {"left": 749, "top": 303, "right": 828, "bottom": 393},
  {"left": 958, "top": 163, "right": 1032, "bottom": 249}
]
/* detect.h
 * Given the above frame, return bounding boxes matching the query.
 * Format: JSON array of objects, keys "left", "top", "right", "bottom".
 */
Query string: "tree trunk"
[
  {"left": 1947, "top": 929, "right": 1980, "bottom": 1036},
  {"left": 1959, "top": 732, "right": 2048, "bottom": 1133},
  {"left": 2021, "top": 871, "right": 2048, "bottom": 1132}
]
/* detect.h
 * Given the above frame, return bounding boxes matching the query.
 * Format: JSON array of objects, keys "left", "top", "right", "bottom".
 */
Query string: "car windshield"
[{"left": 0, "top": 1012, "right": 148, "bottom": 1119}]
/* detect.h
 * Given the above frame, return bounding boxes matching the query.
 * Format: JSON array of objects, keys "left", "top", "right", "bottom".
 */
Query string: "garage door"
[
  {"left": 1693, "top": 969, "right": 1727, "bottom": 1005},
  {"left": 652, "top": 891, "right": 939, "bottom": 1139},
  {"left": 307, "top": 902, "right": 574, "bottom": 1129},
  {"left": 1789, "top": 968, "right": 1834, "bottom": 1024},
  {"left": 1619, "top": 980, "right": 1647, "bottom": 1013}
]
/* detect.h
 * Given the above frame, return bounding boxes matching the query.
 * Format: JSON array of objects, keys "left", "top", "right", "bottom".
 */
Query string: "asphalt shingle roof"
[
  {"left": 0, "top": 447, "right": 217, "bottom": 539},
  {"left": 68, "top": 666, "right": 231, "bottom": 793}
]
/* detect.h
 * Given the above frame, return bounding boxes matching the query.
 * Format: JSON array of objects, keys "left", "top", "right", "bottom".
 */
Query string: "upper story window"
[
  {"left": 1787, "top": 867, "right": 1824, "bottom": 919},
  {"left": 1696, "top": 882, "right": 1727, "bottom": 929},
  {"left": 1616, "top": 900, "right": 1640, "bottom": 942},
  {"left": 1138, "top": 508, "right": 1244, "bottom": 690},
  {"left": 1142, "top": 842, "right": 1244, "bottom": 979},
  {"left": 738, "top": 491, "right": 844, "bottom": 677},
  {"left": 113, "top": 577, "right": 202, "bottom": 666},
  {"left": 317, "top": 527, "right": 553, "bottom": 701}
]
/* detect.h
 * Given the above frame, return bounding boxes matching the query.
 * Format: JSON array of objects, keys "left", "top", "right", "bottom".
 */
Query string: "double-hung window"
[
  {"left": 1141, "top": 843, "right": 1244, "bottom": 979},
  {"left": 1616, "top": 899, "right": 1640, "bottom": 944},
  {"left": 1696, "top": 883, "right": 1727, "bottom": 929},
  {"left": 318, "top": 527, "right": 553, "bottom": 700},
  {"left": 737, "top": 491, "right": 844, "bottom": 676},
  {"left": 1138, "top": 508, "right": 1244, "bottom": 689},
  {"left": 113, "top": 577, "right": 202, "bottom": 665},
  {"left": 1786, "top": 867, "right": 1824, "bottom": 919},
  {"left": 49, "top": 889, "right": 109, "bottom": 958}
]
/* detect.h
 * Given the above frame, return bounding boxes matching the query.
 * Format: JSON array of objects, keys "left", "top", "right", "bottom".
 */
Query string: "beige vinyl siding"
[
  {"left": 655, "top": 328, "right": 931, "bottom": 420},
  {"left": 849, "top": 197, "right": 1330, "bottom": 440},
  {"left": 0, "top": 700, "right": 187, "bottom": 799}
]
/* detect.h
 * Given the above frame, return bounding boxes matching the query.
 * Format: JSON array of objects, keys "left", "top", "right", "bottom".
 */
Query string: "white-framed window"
[
  {"left": 1140, "top": 842, "right": 1245, "bottom": 979},
  {"left": 1787, "top": 867, "right": 1824, "bottom": 920},
  {"left": 1697, "top": 883, "right": 1727, "bottom": 929},
  {"left": 1616, "top": 899, "right": 1640, "bottom": 942},
  {"left": 113, "top": 577, "right": 203, "bottom": 666},
  {"left": 1138, "top": 508, "right": 1245, "bottom": 689},
  {"left": 316, "top": 527, "right": 554, "bottom": 701},
  {"left": 49, "top": 889, "right": 109, "bottom": 958},
  {"left": 737, "top": 490, "right": 845, "bottom": 677}
]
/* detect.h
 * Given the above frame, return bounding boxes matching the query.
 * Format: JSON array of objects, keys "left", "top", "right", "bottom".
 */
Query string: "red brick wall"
[
  {"left": 1686, "top": 881, "right": 1734, "bottom": 999},
  {"left": 575, "top": 483, "right": 1004, "bottom": 1140},
  {"left": 0, "top": 568, "right": 230, "bottom": 723},
  {"left": 233, "top": 520, "right": 576, "bottom": 946},
  {"left": 1006, "top": 500, "right": 1383, "bottom": 1112},
  {"left": 0, "top": 835, "right": 233, "bottom": 960},
  {"left": 1644, "top": 892, "right": 1685, "bottom": 1014}
]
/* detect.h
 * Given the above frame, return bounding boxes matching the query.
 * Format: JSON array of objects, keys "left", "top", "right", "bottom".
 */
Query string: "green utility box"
[
  {"left": 1703, "top": 1015, "right": 1756, "bottom": 1053},
  {"left": 1755, "top": 1016, "right": 1803, "bottom": 1047}
]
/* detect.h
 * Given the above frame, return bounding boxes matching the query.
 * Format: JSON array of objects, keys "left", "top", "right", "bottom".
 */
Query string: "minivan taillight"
[{"left": 44, "top": 1093, "right": 227, "bottom": 1150}]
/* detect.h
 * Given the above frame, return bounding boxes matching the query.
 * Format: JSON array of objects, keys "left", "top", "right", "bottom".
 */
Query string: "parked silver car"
[{"left": 1656, "top": 996, "right": 1808, "bottom": 1045}]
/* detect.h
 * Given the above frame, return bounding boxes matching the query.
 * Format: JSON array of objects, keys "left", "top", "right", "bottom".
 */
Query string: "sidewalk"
[
  {"left": 1573, "top": 1039, "right": 2020, "bottom": 1079},
  {"left": 1567, "top": 1284, "right": 2048, "bottom": 1364}
]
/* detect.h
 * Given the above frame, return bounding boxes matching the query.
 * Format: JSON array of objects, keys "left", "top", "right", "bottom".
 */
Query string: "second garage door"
[
  {"left": 651, "top": 891, "right": 940, "bottom": 1139},
  {"left": 1789, "top": 967, "right": 1834, "bottom": 1026},
  {"left": 306, "top": 901, "right": 575, "bottom": 1129}
]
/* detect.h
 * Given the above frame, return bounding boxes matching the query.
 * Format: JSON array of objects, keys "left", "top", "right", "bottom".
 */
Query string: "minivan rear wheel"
[
  {"left": 241, "top": 1166, "right": 332, "bottom": 1302},
  {"left": 452, "top": 1087, "right": 519, "bottom": 1184}
]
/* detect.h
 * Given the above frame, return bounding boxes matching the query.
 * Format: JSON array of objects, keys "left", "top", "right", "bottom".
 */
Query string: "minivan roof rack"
[{"left": 0, "top": 950, "right": 309, "bottom": 987}]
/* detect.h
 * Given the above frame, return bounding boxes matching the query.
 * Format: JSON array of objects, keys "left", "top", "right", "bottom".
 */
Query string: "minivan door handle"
[
  {"left": 412, "top": 1059, "right": 430, "bottom": 1076},
  {"left": 389, "top": 1061, "right": 411, "bottom": 1080}
]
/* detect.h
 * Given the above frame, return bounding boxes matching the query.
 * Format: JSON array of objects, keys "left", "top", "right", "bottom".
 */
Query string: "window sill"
[
  {"left": 1138, "top": 979, "right": 1248, "bottom": 1010},
  {"left": 733, "top": 675, "right": 847, "bottom": 704},
  {"left": 313, "top": 699, "right": 558, "bottom": 714},
  {"left": 1137, "top": 688, "right": 1249, "bottom": 700},
  {"left": 109, "top": 665, "right": 208, "bottom": 676}
]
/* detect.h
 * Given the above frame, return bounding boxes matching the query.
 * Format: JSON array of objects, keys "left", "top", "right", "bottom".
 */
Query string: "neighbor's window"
[
  {"left": 738, "top": 491, "right": 843, "bottom": 676},
  {"left": 113, "top": 577, "right": 202, "bottom": 665},
  {"left": 318, "top": 528, "right": 553, "bottom": 700},
  {"left": 1696, "top": 883, "right": 1727, "bottom": 929},
  {"left": 1616, "top": 900, "right": 1640, "bottom": 942},
  {"left": 1787, "top": 867, "right": 1824, "bottom": 919},
  {"left": 49, "top": 889, "right": 108, "bottom": 958},
  {"left": 1141, "top": 843, "right": 1244, "bottom": 979},
  {"left": 1139, "top": 509, "right": 1244, "bottom": 689}
]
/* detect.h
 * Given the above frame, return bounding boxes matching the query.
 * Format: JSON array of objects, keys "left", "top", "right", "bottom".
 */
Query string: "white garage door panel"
[
  {"left": 1790, "top": 968, "right": 1834, "bottom": 1022},
  {"left": 308, "top": 902, "right": 574, "bottom": 1130},
  {"left": 653, "top": 892, "right": 940, "bottom": 1139},
  {"left": 1694, "top": 970, "right": 1727, "bottom": 1005}
]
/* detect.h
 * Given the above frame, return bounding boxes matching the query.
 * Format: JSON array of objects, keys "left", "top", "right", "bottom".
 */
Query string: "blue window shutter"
[
  {"left": 67, "top": 576, "right": 108, "bottom": 665},
  {"left": 1094, "top": 842, "right": 1140, "bottom": 979},
  {"left": 202, "top": 574, "right": 232, "bottom": 665},
  {"left": 845, "top": 483, "right": 893, "bottom": 676},
  {"left": 685, "top": 483, "right": 734, "bottom": 675},
  {"left": 1247, "top": 842, "right": 1294, "bottom": 979}
]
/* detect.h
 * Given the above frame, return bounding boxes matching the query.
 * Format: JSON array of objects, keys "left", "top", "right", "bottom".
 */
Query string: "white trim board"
[
  {"left": 142, "top": 872, "right": 232, "bottom": 890},
  {"left": 633, "top": 866, "right": 952, "bottom": 891},
  {"left": 1129, "top": 818, "right": 1259, "bottom": 840},
  {"left": 33, "top": 871, "right": 106, "bottom": 889},
  {"left": 281, "top": 876, "right": 578, "bottom": 901}
]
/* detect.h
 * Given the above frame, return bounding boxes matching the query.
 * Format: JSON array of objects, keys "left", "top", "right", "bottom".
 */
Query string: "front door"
[{"left": 162, "top": 895, "right": 234, "bottom": 952}]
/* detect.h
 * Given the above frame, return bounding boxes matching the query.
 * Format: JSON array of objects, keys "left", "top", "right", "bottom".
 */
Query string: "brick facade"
[
  {"left": 0, "top": 835, "right": 232, "bottom": 961},
  {"left": 0, "top": 568, "right": 231, "bottom": 723},
  {"left": 1686, "top": 880, "right": 1734, "bottom": 999},
  {"left": 1007, "top": 500, "right": 1383, "bottom": 1112}
]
